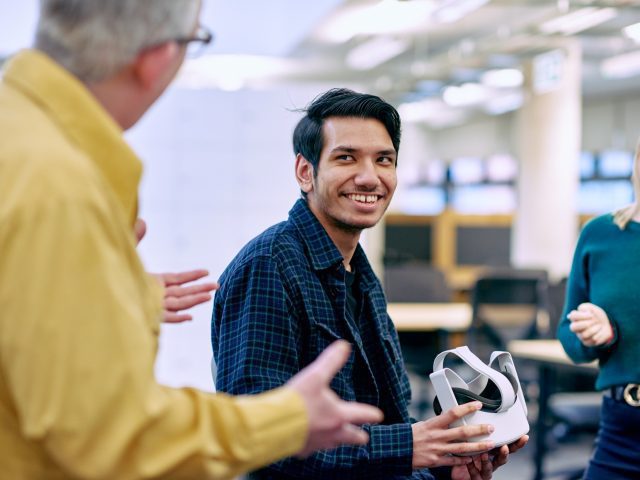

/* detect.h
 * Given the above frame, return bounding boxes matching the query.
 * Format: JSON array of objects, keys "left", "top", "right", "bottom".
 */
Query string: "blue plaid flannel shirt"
[{"left": 212, "top": 199, "right": 445, "bottom": 480}]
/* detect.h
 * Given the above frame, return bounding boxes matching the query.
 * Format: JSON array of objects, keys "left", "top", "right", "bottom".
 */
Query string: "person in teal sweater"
[{"left": 558, "top": 167, "right": 640, "bottom": 479}]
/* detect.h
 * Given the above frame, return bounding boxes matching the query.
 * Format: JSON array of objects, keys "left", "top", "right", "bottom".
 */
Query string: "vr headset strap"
[{"left": 433, "top": 346, "right": 516, "bottom": 412}]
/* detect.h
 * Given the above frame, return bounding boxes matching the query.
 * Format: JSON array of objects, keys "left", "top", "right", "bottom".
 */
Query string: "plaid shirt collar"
[{"left": 289, "top": 199, "right": 377, "bottom": 291}]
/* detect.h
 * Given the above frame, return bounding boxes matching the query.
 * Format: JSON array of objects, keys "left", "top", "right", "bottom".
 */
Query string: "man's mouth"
[{"left": 346, "top": 193, "right": 382, "bottom": 204}]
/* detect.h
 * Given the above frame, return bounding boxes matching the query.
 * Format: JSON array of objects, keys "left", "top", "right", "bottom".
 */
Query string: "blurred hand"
[
  {"left": 286, "top": 341, "right": 384, "bottom": 457},
  {"left": 134, "top": 218, "right": 218, "bottom": 323},
  {"left": 450, "top": 434, "right": 529, "bottom": 480},
  {"left": 567, "top": 302, "right": 614, "bottom": 347},
  {"left": 154, "top": 270, "right": 218, "bottom": 323},
  {"left": 411, "top": 402, "right": 495, "bottom": 469}
]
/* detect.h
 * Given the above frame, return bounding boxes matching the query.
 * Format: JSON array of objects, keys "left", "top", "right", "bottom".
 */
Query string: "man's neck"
[{"left": 305, "top": 203, "right": 361, "bottom": 270}]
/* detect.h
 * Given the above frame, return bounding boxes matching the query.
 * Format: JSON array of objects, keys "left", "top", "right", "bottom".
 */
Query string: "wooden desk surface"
[
  {"left": 388, "top": 302, "right": 472, "bottom": 332},
  {"left": 508, "top": 339, "right": 598, "bottom": 370}
]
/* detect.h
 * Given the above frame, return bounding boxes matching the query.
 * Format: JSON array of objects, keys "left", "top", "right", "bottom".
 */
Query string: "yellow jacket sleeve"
[{"left": 0, "top": 195, "right": 307, "bottom": 479}]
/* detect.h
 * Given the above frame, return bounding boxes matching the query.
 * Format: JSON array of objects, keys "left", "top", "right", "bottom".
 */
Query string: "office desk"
[
  {"left": 508, "top": 340, "right": 598, "bottom": 480},
  {"left": 388, "top": 302, "right": 472, "bottom": 332}
]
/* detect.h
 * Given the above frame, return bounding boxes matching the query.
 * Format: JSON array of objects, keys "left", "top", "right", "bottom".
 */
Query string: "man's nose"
[{"left": 354, "top": 160, "right": 380, "bottom": 189}]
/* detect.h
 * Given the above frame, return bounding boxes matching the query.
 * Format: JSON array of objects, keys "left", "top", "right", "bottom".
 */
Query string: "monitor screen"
[
  {"left": 449, "top": 157, "right": 484, "bottom": 184},
  {"left": 456, "top": 225, "right": 511, "bottom": 266},
  {"left": 579, "top": 151, "right": 596, "bottom": 179},
  {"left": 384, "top": 223, "right": 432, "bottom": 264},
  {"left": 486, "top": 154, "right": 517, "bottom": 182},
  {"left": 578, "top": 180, "right": 633, "bottom": 214},
  {"left": 450, "top": 185, "right": 516, "bottom": 214},
  {"left": 390, "top": 186, "right": 446, "bottom": 215},
  {"left": 599, "top": 150, "right": 633, "bottom": 178},
  {"left": 424, "top": 159, "right": 447, "bottom": 185}
]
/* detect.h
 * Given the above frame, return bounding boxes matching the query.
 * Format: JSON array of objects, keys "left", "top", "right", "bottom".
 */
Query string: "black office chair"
[
  {"left": 468, "top": 268, "right": 551, "bottom": 359},
  {"left": 383, "top": 262, "right": 453, "bottom": 419},
  {"left": 384, "top": 262, "right": 453, "bottom": 304}
]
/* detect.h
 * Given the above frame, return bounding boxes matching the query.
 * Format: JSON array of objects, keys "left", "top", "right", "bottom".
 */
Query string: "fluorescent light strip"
[
  {"left": 623, "top": 22, "right": 640, "bottom": 43},
  {"left": 346, "top": 36, "right": 409, "bottom": 70},
  {"left": 540, "top": 7, "right": 617, "bottom": 36},
  {"left": 601, "top": 49, "right": 640, "bottom": 79},
  {"left": 433, "top": 0, "right": 490, "bottom": 24}
]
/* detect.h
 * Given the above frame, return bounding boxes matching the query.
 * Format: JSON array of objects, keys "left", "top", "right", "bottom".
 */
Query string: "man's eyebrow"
[
  {"left": 330, "top": 146, "right": 397, "bottom": 155},
  {"left": 330, "top": 146, "right": 358, "bottom": 154},
  {"left": 377, "top": 149, "right": 397, "bottom": 156}
]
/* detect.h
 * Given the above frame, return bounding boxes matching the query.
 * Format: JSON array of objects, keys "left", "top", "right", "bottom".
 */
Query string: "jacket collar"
[
  {"left": 288, "top": 199, "right": 378, "bottom": 291},
  {"left": 2, "top": 50, "right": 142, "bottom": 226}
]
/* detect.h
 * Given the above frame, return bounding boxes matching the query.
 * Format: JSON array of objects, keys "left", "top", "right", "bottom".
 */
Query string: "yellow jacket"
[{"left": 0, "top": 50, "right": 307, "bottom": 479}]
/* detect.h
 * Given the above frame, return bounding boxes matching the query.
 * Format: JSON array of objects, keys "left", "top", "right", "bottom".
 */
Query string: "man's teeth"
[{"left": 348, "top": 194, "right": 378, "bottom": 203}]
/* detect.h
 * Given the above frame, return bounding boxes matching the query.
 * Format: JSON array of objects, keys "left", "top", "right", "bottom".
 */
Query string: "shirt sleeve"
[
  {"left": 557, "top": 223, "right": 617, "bottom": 364},
  {"left": 0, "top": 198, "right": 308, "bottom": 479},
  {"left": 212, "top": 255, "right": 427, "bottom": 478}
]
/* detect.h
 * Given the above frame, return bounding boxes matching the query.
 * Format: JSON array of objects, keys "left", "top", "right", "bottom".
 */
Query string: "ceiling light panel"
[
  {"left": 539, "top": 7, "right": 618, "bottom": 36},
  {"left": 319, "top": 0, "right": 435, "bottom": 43},
  {"left": 346, "top": 36, "right": 410, "bottom": 70}
]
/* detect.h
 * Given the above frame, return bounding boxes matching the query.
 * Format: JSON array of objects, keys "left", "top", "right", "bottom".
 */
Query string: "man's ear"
[
  {"left": 132, "top": 42, "right": 180, "bottom": 91},
  {"left": 295, "top": 154, "right": 315, "bottom": 193}
]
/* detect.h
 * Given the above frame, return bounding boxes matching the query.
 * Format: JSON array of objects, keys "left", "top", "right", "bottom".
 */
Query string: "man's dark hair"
[{"left": 292, "top": 88, "right": 402, "bottom": 172}]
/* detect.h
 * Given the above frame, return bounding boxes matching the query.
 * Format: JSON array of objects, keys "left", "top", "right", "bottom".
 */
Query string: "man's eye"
[
  {"left": 337, "top": 155, "right": 354, "bottom": 161},
  {"left": 378, "top": 157, "right": 393, "bottom": 164}
]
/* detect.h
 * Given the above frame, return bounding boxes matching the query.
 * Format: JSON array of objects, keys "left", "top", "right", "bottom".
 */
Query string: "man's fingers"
[
  {"left": 332, "top": 423, "right": 370, "bottom": 446},
  {"left": 165, "top": 282, "right": 218, "bottom": 298},
  {"left": 310, "top": 340, "right": 352, "bottom": 384},
  {"left": 162, "top": 269, "right": 210, "bottom": 286},
  {"left": 338, "top": 400, "right": 384, "bottom": 426},
  {"left": 438, "top": 456, "right": 474, "bottom": 468},
  {"left": 435, "top": 401, "right": 483, "bottom": 426},
  {"left": 446, "top": 440, "right": 495, "bottom": 455},
  {"left": 491, "top": 445, "right": 509, "bottom": 469},
  {"left": 134, "top": 218, "right": 147, "bottom": 244},
  {"left": 480, "top": 453, "right": 493, "bottom": 478},
  {"left": 165, "top": 293, "right": 212, "bottom": 311},
  {"left": 164, "top": 312, "right": 192, "bottom": 323},
  {"left": 509, "top": 435, "right": 529, "bottom": 453}
]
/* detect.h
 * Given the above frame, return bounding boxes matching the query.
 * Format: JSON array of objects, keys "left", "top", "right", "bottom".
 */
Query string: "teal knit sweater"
[{"left": 558, "top": 213, "right": 640, "bottom": 390}]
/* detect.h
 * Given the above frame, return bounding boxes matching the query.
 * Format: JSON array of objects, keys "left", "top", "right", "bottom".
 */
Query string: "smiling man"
[{"left": 211, "top": 88, "right": 526, "bottom": 479}]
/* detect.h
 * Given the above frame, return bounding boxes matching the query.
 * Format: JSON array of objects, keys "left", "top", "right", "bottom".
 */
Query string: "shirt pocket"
[{"left": 313, "top": 322, "right": 355, "bottom": 398}]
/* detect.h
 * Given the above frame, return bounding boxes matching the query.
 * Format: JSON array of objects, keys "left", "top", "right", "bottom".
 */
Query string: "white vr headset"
[{"left": 429, "top": 346, "right": 529, "bottom": 449}]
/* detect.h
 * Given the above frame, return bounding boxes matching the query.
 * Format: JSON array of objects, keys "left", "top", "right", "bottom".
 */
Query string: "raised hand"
[
  {"left": 567, "top": 302, "right": 614, "bottom": 346},
  {"left": 286, "top": 341, "right": 384, "bottom": 457},
  {"left": 134, "top": 218, "right": 218, "bottom": 323},
  {"left": 155, "top": 269, "right": 218, "bottom": 323}
]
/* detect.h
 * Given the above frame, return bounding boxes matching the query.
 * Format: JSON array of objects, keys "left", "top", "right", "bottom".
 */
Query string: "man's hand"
[
  {"left": 411, "top": 402, "right": 496, "bottom": 469},
  {"left": 567, "top": 302, "right": 614, "bottom": 347},
  {"left": 155, "top": 270, "right": 218, "bottom": 323},
  {"left": 450, "top": 435, "right": 529, "bottom": 479},
  {"left": 286, "top": 341, "right": 384, "bottom": 457},
  {"left": 134, "top": 218, "right": 218, "bottom": 323}
]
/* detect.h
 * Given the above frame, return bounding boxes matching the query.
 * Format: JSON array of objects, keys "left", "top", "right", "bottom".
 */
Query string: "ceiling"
[
  {"left": 4, "top": 1, "right": 640, "bottom": 127},
  {"left": 281, "top": 1, "right": 640, "bottom": 118}
]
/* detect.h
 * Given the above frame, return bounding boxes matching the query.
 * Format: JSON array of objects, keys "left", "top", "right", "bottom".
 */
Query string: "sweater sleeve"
[{"left": 557, "top": 221, "right": 617, "bottom": 364}]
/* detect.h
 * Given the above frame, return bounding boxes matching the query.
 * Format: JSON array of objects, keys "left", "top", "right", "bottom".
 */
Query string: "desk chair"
[
  {"left": 384, "top": 262, "right": 452, "bottom": 303},
  {"left": 468, "top": 268, "right": 551, "bottom": 358},
  {"left": 383, "top": 262, "right": 453, "bottom": 419}
]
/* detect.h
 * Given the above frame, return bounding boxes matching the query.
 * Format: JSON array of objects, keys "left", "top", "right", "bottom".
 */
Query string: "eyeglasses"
[{"left": 175, "top": 25, "right": 214, "bottom": 58}]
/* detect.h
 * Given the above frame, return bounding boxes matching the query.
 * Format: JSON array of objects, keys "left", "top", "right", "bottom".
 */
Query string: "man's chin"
[{"left": 336, "top": 218, "right": 380, "bottom": 232}]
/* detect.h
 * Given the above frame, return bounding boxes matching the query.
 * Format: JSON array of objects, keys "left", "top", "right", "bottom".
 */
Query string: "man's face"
[{"left": 301, "top": 116, "right": 398, "bottom": 237}]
